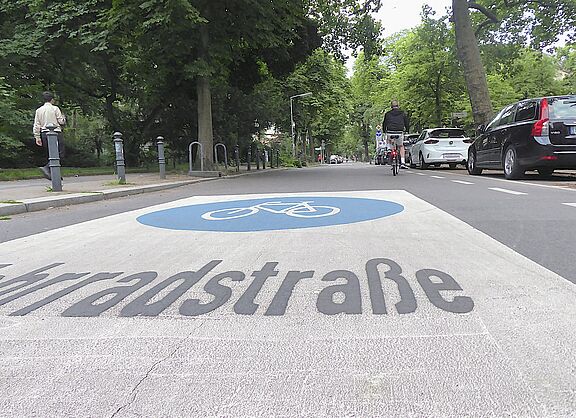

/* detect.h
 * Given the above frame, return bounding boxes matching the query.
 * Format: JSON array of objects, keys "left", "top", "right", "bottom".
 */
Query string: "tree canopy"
[{"left": 0, "top": 1, "right": 574, "bottom": 169}]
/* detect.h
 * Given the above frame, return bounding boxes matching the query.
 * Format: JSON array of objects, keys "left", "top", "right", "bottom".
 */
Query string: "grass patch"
[
  {"left": 0, "top": 216, "right": 11, "bottom": 221},
  {"left": 103, "top": 181, "right": 136, "bottom": 186},
  {"left": 0, "top": 166, "right": 161, "bottom": 181},
  {"left": 0, "top": 162, "right": 232, "bottom": 181},
  {"left": 0, "top": 200, "right": 22, "bottom": 204}
]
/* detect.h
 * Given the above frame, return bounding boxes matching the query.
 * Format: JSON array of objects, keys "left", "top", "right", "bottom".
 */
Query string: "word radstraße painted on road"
[{"left": 0, "top": 259, "right": 474, "bottom": 317}]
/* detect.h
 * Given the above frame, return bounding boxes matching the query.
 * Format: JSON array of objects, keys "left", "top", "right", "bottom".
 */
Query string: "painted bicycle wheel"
[
  {"left": 201, "top": 207, "right": 258, "bottom": 220},
  {"left": 286, "top": 205, "right": 340, "bottom": 218}
]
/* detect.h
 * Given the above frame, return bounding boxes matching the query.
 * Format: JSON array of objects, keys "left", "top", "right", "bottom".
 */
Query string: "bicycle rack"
[
  {"left": 214, "top": 143, "right": 228, "bottom": 171},
  {"left": 188, "top": 141, "right": 204, "bottom": 173}
]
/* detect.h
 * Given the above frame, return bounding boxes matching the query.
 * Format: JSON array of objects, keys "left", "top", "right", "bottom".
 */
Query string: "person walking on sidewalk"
[{"left": 33, "top": 91, "right": 66, "bottom": 180}]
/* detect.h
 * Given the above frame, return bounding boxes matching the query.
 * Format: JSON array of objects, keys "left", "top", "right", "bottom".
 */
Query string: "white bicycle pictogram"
[{"left": 201, "top": 201, "right": 341, "bottom": 221}]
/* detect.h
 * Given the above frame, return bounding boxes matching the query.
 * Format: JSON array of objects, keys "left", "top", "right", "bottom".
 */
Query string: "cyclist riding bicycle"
[{"left": 382, "top": 100, "right": 410, "bottom": 168}]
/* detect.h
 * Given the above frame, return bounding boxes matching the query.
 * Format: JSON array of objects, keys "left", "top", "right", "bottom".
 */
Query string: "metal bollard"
[
  {"left": 234, "top": 144, "right": 240, "bottom": 173},
  {"left": 45, "top": 123, "right": 62, "bottom": 191},
  {"left": 113, "top": 132, "right": 126, "bottom": 184},
  {"left": 157, "top": 136, "right": 166, "bottom": 179},
  {"left": 247, "top": 147, "right": 251, "bottom": 171},
  {"left": 256, "top": 147, "right": 260, "bottom": 170}
]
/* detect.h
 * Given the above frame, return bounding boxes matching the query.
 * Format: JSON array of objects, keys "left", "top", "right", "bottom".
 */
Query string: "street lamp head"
[{"left": 291, "top": 92, "right": 313, "bottom": 100}]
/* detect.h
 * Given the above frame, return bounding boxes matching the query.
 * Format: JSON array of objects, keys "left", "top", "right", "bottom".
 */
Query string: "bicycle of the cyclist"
[{"left": 385, "top": 130, "right": 404, "bottom": 176}]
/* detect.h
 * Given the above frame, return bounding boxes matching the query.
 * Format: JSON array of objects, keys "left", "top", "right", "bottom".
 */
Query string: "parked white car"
[
  {"left": 409, "top": 128, "right": 473, "bottom": 169},
  {"left": 329, "top": 154, "right": 343, "bottom": 164}
]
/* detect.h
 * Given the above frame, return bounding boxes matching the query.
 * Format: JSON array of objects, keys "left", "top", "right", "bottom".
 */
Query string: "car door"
[
  {"left": 411, "top": 131, "right": 427, "bottom": 160},
  {"left": 476, "top": 112, "right": 502, "bottom": 167},
  {"left": 489, "top": 104, "right": 516, "bottom": 167},
  {"left": 510, "top": 100, "right": 538, "bottom": 161}
]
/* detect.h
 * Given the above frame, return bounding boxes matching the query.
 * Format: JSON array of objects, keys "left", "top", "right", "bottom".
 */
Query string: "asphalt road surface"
[{"left": 1, "top": 163, "right": 575, "bottom": 417}]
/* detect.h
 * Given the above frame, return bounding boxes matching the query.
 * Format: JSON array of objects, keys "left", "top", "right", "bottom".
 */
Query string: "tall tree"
[
  {"left": 557, "top": 44, "right": 576, "bottom": 93},
  {"left": 452, "top": 0, "right": 493, "bottom": 125},
  {"left": 350, "top": 53, "right": 387, "bottom": 160},
  {"left": 286, "top": 49, "right": 352, "bottom": 158},
  {"left": 452, "top": 0, "right": 576, "bottom": 125}
]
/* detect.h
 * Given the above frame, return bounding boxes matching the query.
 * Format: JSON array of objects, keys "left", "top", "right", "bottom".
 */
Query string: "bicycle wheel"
[
  {"left": 201, "top": 207, "right": 258, "bottom": 220},
  {"left": 286, "top": 205, "right": 340, "bottom": 218}
]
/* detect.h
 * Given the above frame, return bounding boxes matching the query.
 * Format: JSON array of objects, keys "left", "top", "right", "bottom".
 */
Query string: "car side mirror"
[{"left": 477, "top": 124, "right": 486, "bottom": 134}]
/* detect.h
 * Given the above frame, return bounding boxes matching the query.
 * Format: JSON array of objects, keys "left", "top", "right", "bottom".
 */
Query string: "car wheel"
[
  {"left": 467, "top": 150, "right": 483, "bottom": 175},
  {"left": 448, "top": 163, "right": 457, "bottom": 170},
  {"left": 503, "top": 146, "right": 524, "bottom": 180},
  {"left": 409, "top": 154, "right": 416, "bottom": 168},
  {"left": 419, "top": 153, "right": 428, "bottom": 169},
  {"left": 538, "top": 168, "right": 554, "bottom": 177}
]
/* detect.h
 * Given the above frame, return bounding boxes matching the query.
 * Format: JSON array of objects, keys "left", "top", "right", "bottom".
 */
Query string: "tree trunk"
[
  {"left": 434, "top": 69, "right": 442, "bottom": 126},
  {"left": 452, "top": 0, "right": 493, "bottom": 126},
  {"left": 361, "top": 122, "right": 370, "bottom": 162},
  {"left": 197, "top": 25, "right": 214, "bottom": 170},
  {"left": 308, "top": 128, "right": 314, "bottom": 160}
]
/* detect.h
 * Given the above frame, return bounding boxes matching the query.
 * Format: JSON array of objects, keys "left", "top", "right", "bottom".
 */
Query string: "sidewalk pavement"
[{"left": 0, "top": 166, "right": 278, "bottom": 217}]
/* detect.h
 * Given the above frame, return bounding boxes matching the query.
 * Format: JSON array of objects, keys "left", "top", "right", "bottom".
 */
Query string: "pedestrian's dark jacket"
[{"left": 383, "top": 108, "right": 409, "bottom": 132}]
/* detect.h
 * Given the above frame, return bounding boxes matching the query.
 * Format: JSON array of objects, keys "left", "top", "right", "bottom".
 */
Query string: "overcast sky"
[
  {"left": 347, "top": 0, "right": 452, "bottom": 72},
  {"left": 376, "top": 0, "right": 452, "bottom": 37}
]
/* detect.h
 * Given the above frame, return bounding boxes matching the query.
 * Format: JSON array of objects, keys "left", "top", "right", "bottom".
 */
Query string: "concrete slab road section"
[{"left": 0, "top": 190, "right": 575, "bottom": 417}]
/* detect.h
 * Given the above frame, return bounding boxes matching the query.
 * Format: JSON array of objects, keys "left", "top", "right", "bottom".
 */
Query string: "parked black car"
[{"left": 467, "top": 95, "right": 576, "bottom": 179}]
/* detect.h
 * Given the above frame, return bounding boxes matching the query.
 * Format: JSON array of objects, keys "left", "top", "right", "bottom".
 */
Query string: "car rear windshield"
[
  {"left": 549, "top": 98, "right": 576, "bottom": 119},
  {"left": 429, "top": 129, "right": 466, "bottom": 138}
]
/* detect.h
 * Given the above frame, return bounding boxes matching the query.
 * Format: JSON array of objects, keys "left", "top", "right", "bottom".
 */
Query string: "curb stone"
[
  {"left": 0, "top": 177, "right": 219, "bottom": 217},
  {"left": 0, "top": 168, "right": 293, "bottom": 217},
  {"left": 0, "top": 202, "right": 27, "bottom": 216}
]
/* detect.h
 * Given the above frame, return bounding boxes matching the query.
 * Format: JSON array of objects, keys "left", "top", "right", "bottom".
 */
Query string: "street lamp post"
[
  {"left": 290, "top": 92, "right": 312, "bottom": 157},
  {"left": 254, "top": 119, "right": 260, "bottom": 170}
]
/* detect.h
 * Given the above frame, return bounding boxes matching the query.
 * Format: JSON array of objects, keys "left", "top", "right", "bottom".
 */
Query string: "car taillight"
[
  {"left": 531, "top": 119, "right": 549, "bottom": 136},
  {"left": 424, "top": 139, "right": 439, "bottom": 144},
  {"left": 531, "top": 98, "right": 550, "bottom": 137}
]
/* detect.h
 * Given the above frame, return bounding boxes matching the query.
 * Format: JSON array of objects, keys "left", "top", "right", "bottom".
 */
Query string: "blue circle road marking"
[{"left": 136, "top": 197, "right": 404, "bottom": 232}]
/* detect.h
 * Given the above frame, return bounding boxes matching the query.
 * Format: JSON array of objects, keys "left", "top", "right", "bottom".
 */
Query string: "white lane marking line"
[
  {"left": 562, "top": 203, "right": 576, "bottom": 208},
  {"left": 489, "top": 187, "right": 527, "bottom": 195},
  {"left": 415, "top": 173, "right": 427, "bottom": 176},
  {"left": 430, "top": 175, "right": 445, "bottom": 179},
  {"left": 452, "top": 180, "right": 474, "bottom": 185},
  {"left": 427, "top": 169, "right": 576, "bottom": 193}
]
